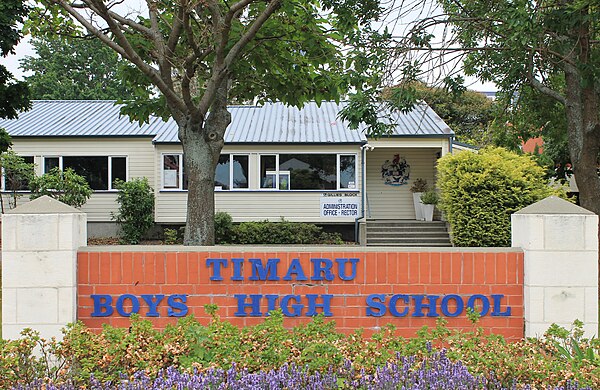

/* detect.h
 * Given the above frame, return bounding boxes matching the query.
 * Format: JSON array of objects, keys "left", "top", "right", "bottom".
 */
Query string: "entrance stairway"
[{"left": 366, "top": 220, "right": 452, "bottom": 247}]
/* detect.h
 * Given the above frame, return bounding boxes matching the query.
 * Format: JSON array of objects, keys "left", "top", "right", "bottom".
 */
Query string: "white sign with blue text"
[{"left": 320, "top": 195, "right": 360, "bottom": 217}]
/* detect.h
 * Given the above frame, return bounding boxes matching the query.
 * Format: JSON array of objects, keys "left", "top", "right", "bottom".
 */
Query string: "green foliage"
[
  {"left": 0, "top": 127, "right": 12, "bottom": 153},
  {"left": 218, "top": 217, "right": 343, "bottom": 245},
  {"left": 163, "top": 228, "right": 179, "bottom": 245},
  {"left": 0, "top": 0, "right": 30, "bottom": 121},
  {"left": 3, "top": 315, "right": 599, "bottom": 389},
  {"left": 412, "top": 82, "right": 497, "bottom": 147},
  {"left": 21, "top": 36, "right": 137, "bottom": 100},
  {"left": 420, "top": 189, "right": 439, "bottom": 205},
  {"left": 0, "top": 328, "right": 57, "bottom": 388},
  {"left": 436, "top": 147, "right": 561, "bottom": 247},
  {"left": 409, "top": 178, "right": 428, "bottom": 193},
  {"left": 112, "top": 178, "right": 155, "bottom": 245},
  {"left": 214, "top": 211, "right": 234, "bottom": 244},
  {"left": 545, "top": 321, "right": 600, "bottom": 367},
  {"left": 434, "top": 0, "right": 600, "bottom": 216},
  {"left": 29, "top": 167, "right": 92, "bottom": 208},
  {"left": 1, "top": 150, "right": 34, "bottom": 210}
]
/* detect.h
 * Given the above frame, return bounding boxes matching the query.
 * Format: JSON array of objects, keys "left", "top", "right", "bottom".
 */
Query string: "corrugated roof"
[
  {"left": 0, "top": 100, "right": 453, "bottom": 143},
  {"left": 0, "top": 100, "right": 167, "bottom": 137}
]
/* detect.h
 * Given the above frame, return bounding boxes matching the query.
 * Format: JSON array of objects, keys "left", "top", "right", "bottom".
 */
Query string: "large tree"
[
  {"left": 348, "top": 0, "right": 599, "bottom": 215},
  {"left": 30, "top": 0, "right": 384, "bottom": 245},
  {"left": 431, "top": 0, "right": 600, "bottom": 215},
  {"left": 0, "top": 0, "right": 30, "bottom": 120},
  {"left": 21, "top": 36, "right": 137, "bottom": 100},
  {"left": 410, "top": 82, "right": 497, "bottom": 147}
]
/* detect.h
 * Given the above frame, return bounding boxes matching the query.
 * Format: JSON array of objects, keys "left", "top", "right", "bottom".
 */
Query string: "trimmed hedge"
[
  {"left": 437, "top": 147, "right": 562, "bottom": 247},
  {"left": 214, "top": 212, "right": 343, "bottom": 245}
]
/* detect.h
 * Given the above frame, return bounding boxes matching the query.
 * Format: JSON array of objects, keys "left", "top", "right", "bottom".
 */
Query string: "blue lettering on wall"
[
  {"left": 366, "top": 294, "right": 512, "bottom": 318},
  {"left": 91, "top": 294, "right": 114, "bottom": 317},
  {"left": 90, "top": 294, "right": 188, "bottom": 318},
  {"left": 89, "top": 257, "right": 513, "bottom": 321}
]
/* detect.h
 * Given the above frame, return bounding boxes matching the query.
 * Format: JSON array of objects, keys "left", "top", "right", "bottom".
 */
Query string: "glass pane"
[
  {"left": 44, "top": 157, "right": 59, "bottom": 173},
  {"left": 163, "top": 155, "right": 180, "bottom": 189},
  {"left": 260, "top": 155, "right": 276, "bottom": 188},
  {"left": 63, "top": 156, "right": 108, "bottom": 190},
  {"left": 232, "top": 155, "right": 248, "bottom": 189},
  {"left": 279, "top": 154, "right": 336, "bottom": 190},
  {"left": 279, "top": 172, "right": 290, "bottom": 190},
  {"left": 215, "top": 154, "right": 230, "bottom": 190},
  {"left": 340, "top": 155, "right": 356, "bottom": 189},
  {"left": 111, "top": 157, "right": 126, "bottom": 187}
]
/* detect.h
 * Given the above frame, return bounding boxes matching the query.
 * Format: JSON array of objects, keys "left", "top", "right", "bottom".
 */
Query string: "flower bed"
[{"left": 2, "top": 310, "right": 598, "bottom": 389}]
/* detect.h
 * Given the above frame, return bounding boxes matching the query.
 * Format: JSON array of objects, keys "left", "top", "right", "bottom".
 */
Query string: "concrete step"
[
  {"left": 367, "top": 227, "right": 448, "bottom": 233},
  {"left": 365, "top": 220, "right": 452, "bottom": 247}
]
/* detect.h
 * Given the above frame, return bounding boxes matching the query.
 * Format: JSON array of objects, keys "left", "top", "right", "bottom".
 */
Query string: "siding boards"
[
  {"left": 6, "top": 137, "right": 155, "bottom": 221},
  {"left": 365, "top": 147, "right": 439, "bottom": 219},
  {"left": 155, "top": 144, "right": 362, "bottom": 223},
  {"left": 156, "top": 191, "right": 360, "bottom": 223}
]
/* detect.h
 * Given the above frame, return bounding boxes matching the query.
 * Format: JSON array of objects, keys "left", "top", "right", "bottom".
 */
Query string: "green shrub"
[
  {"left": 4, "top": 315, "right": 599, "bottom": 389},
  {"left": 420, "top": 189, "right": 439, "bottom": 205},
  {"left": 436, "top": 147, "right": 561, "bottom": 246},
  {"left": 163, "top": 228, "right": 179, "bottom": 245},
  {"left": 214, "top": 211, "right": 234, "bottom": 243},
  {"left": 224, "top": 218, "right": 343, "bottom": 245},
  {"left": 112, "top": 177, "right": 155, "bottom": 244},
  {"left": 29, "top": 167, "right": 92, "bottom": 208},
  {"left": 1, "top": 150, "right": 35, "bottom": 210}
]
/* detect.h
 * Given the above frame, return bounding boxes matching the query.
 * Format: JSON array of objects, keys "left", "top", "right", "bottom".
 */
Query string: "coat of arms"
[{"left": 381, "top": 154, "right": 410, "bottom": 186}]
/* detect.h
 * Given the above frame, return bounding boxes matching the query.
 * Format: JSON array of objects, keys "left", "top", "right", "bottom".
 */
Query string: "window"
[
  {"left": 259, "top": 153, "right": 357, "bottom": 190},
  {"left": 163, "top": 153, "right": 248, "bottom": 191},
  {"left": 2, "top": 156, "right": 34, "bottom": 191},
  {"left": 339, "top": 155, "right": 356, "bottom": 189},
  {"left": 215, "top": 154, "right": 249, "bottom": 190},
  {"left": 43, "top": 156, "right": 127, "bottom": 190},
  {"left": 163, "top": 154, "right": 187, "bottom": 190}
]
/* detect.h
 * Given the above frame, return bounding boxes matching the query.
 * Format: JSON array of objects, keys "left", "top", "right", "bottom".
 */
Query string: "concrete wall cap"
[
  {"left": 6, "top": 195, "right": 83, "bottom": 214},
  {"left": 514, "top": 196, "right": 595, "bottom": 215}
]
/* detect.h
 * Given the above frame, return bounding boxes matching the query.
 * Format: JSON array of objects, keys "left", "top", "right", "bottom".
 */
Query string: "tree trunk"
[
  {"left": 179, "top": 84, "right": 231, "bottom": 246},
  {"left": 181, "top": 126, "right": 219, "bottom": 246},
  {"left": 563, "top": 72, "right": 600, "bottom": 216}
]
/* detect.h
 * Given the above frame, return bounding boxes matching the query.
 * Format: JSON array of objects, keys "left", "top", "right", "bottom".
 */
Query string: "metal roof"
[
  {"left": 0, "top": 100, "right": 167, "bottom": 137},
  {"left": 0, "top": 100, "right": 453, "bottom": 143}
]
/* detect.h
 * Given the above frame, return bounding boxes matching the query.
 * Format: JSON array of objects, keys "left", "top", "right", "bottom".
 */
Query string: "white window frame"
[
  {"left": 161, "top": 153, "right": 185, "bottom": 191},
  {"left": 215, "top": 154, "right": 250, "bottom": 191},
  {"left": 337, "top": 154, "right": 358, "bottom": 190},
  {"left": 258, "top": 153, "right": 358, "bottom": 191},
  {"left": 42, "top": 155, "right": 128, "bottom": 191}
]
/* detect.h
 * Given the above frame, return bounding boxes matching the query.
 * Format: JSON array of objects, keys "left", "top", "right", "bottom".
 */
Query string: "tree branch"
[{"left": 224, "top": 0, "right": 282, "bottom": 67}]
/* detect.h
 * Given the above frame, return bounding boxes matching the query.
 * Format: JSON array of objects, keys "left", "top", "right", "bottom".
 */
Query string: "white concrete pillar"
[
  {"left": 2, "top": 196, "right": 86, "bottom": 340},
  {"left": 512, "top": 196, "right": 598, "bottom": 338}
]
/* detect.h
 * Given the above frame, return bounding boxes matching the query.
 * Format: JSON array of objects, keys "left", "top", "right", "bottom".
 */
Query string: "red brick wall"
[{"left": 77, "top": 249, "right": 524, "bottom": 339}]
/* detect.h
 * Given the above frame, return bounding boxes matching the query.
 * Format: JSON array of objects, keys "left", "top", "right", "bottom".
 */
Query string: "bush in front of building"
[
  {"left": 112, "top": 177, "right": 155, "bottom": 244},
  {"left": 29, "top": 167, "right": 92, "bottom": 208},
  {"left": 214, "top": 211, "right": 234, "bottom": 243},
  {"left": 2, "top": 314, "right": 598, "bottom": 389},
  {"left": 214, "top": 213, "right": 343, "bottom": 245},
  {"left": 436, "top": 147, "right": 561, "bottom": 247}
]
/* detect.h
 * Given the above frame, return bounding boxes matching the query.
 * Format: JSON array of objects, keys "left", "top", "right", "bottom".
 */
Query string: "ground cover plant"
[{"left": 1, "top": 309, "right": 598, "bottom": 389}]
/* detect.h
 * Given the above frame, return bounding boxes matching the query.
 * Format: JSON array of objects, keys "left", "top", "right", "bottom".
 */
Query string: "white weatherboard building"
[{"left": 0, "top": 100, "right": 455, "bottom": 242}]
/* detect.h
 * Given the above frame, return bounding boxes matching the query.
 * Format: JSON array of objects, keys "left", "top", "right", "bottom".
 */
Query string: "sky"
[
  {"left": 4, "top": 1, "right": 497, "bottom": 93},
  {"left": 4, "top": 37, "right": 34, "bottom": 80}
]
